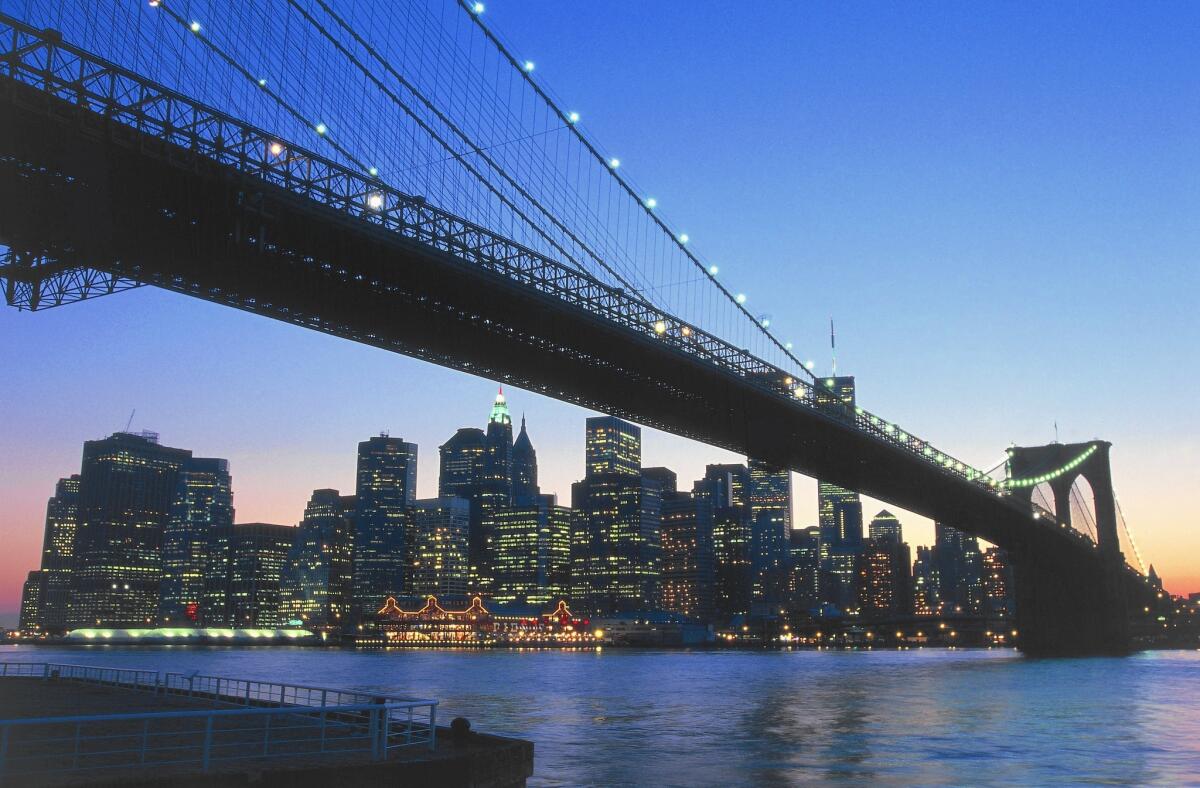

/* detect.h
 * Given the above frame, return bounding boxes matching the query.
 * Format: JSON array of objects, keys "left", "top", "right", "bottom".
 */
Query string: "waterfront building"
[
  {"left": 376, "top": 595, "right": 492, "bottom": 645},
  {"left": 352, "top": 434, "right": 418, "bottom": 617},
  {"left": 491, "top": 494, "right": 572, "bottom": 605},
  {"left": 858, "top": 537, "right": 913, "bottom": 619},
  {"left": 280, "top": 489, "right": 356, "bottom": 630},
  {"left": 748, "top": 459, "right": 791, "bottom": 607},
  {"left": 982, "top": 546, "right": 1015, "bottom": 618},
  {"left": 511, "top": 416, "right": 538, "bottom": 504},
  {"left": 158, "top": 457, "right": 234, "bottom": 625},
  {"left": 695, "top": 464, "right": 753, "bottom": 623},
  {"left": 28, "top": 475, "right": 80, "bottom": 634},
  {"left": 411, "top": 497, "right": 471, "bottom": 598},
  {"left": 571, "top": 417, "right": 661, "bottom": 614},
  {"left": 659, "top": 481, "right": 716, "bottom": 623},
  {"left": 815, "top": 376, "right": 864, "bottom": 613},
  {"left": 18, "top": 571, "right": 42, "bottom": 635},
  {"left": 868, "top": 510, "right": 903, "bottom": 545},
  {"left": 68, "top": 431, "right": 192, "bottom": 628},
  {"left": 203, "top": 523, "right": 296, "bottom": 627},
  {"left": 934, "top": 522, "right": 985, "bottom": 614}
]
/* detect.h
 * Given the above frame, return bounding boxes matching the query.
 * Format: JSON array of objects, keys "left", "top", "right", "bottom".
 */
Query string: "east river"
[{"left": 2, "top": 645, "right": 1197, "bottom": 785}]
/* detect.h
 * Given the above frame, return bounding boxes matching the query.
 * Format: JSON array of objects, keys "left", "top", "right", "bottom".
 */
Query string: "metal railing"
[{"left": 0, "top": 662, "right": 438, "bottom": 778}]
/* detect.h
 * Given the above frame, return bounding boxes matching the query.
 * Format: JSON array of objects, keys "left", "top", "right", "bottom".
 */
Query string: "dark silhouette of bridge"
[{"left": 0, "top": 10, "right": 1155, "bottom": 654}]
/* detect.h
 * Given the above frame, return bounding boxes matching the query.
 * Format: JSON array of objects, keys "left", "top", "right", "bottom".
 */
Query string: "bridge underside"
[{"left": 0, "top": 77, "right": 1144, "bottom": 655}]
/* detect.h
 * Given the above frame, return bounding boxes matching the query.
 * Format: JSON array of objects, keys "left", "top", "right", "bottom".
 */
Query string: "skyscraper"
[
  {"left": 696, "top": 464, "right": 753, "bottom": 623},
  {"left": 748, "top": 459, "right": 791, "bottom": 607},
  {"left": 787, "top": 526, "right": 822, "bottom": 610},
  {"left": 352, "top": 434, "right": 418, "bottom": 615},
  {"left": 410, "top": 497, "right": 471, "bottom": 598},
  {"left": 868, "top": 510, "right": 903, "bottom": 545},
  {"left": 280, "top": 489, "right": 356, "bottom": 630},
  {"left": 33, "top": 475, "right": 80, "bottom": 633},
  {"left": 912, "top": 545, "right": 938, "bottom": 615},
  {"left": 858, "top": 537, "right": 913, "bottom": 619},
  {"left": 934, "top": 522, "right": 984, "bottom": 614},
  {"left": 659, "top": 484, "right": 716, "bottom": 622},
  {"left": 572, "top": 416, "right": 661, "bottom": 614},
  {"left": 158, "top": 457, "right": 234, "bottom": 625},
  {"left": 982, "top": 546, "right": 1015, "bottom": 618},
  {"left": 491, "top": 494, "right": 571, "bottom": 605},
  {"left": 511, "top": 416, "right": 538, "bottom": 504},
  {"left": 203, "top": 523, "right": 296, "bottom": 627},
  {"left": 18, "top": 571, "right": 42, "bottom": 636},
  {"left": 816, "top": 376, "right": 864, "bottom": 613},
  {"left": 68, "top": 431, "right": 192, "bottom": 628}
]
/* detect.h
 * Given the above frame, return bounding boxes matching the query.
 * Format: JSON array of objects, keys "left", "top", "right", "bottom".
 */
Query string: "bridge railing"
[{"left": 0, "top": 13, "right": 1095, "bottom": 544}]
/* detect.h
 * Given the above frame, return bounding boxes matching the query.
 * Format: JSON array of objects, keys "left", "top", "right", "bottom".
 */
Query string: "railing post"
[
  {"left": 319, "top": 711, "right": 327, "bottom": 753},
  {"left": 280, "top": 684, "right": 286, "bottom": 705},
  {"left": 369, "top": 707, "right": 381, "bottom": 760},
  {"left": 262, "top": 712, "right": 272, "bottom": 757},
  {"left": 201, "top": 716, "right": 213, "bottom": 772}
]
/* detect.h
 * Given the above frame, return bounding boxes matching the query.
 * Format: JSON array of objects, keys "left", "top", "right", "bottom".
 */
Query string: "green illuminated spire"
[{"left": 489, "top": 386, "right": 511, "bottom": 426}]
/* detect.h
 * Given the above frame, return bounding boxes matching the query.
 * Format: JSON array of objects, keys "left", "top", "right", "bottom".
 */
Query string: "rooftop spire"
[{"left": 489, "top": 385, "right": 511, "bottom": 425}]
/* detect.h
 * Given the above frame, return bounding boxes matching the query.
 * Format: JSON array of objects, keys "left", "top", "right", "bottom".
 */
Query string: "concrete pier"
[{"left": 0, "top": 677, "right": 533, "bottom": 787}]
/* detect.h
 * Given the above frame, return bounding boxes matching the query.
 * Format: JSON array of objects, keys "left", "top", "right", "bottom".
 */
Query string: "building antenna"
[
  {"left": 1054, "top": 421, "right": 1059, "bottom": 443},
  {"left": 123, "top": 409, "right": 136, "bottom": 433},
  {"left": 830, "top": 318, "right": 837, "bottom": 376}
]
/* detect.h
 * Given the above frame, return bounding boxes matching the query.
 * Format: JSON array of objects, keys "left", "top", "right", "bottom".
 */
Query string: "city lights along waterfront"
[{"left": 2, "top": 0, "right": 1199, "bottom": 785}]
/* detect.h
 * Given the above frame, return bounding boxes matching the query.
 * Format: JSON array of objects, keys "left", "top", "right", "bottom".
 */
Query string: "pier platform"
[{"left": 0, "top": 663, "right": 532, "bottom": 787}]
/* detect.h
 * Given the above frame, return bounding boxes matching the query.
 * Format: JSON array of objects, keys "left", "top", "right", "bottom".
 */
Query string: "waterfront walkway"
[{"left": 0, "top": 666, "right": 532, "bottom": 787}]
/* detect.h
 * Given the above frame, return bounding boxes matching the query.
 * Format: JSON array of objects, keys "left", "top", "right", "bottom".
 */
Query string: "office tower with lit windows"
[
  {"left": 68, "top": 431, "right": 193, "bottom": 628},
  {"left": 695, "top": 463, "right": 753, "bottom": 623},
  {"left": 158, "top": 458, "right": 234, "bottom": 625},
  {"left": 934, "top": 522, "right": 985, "bottom": 614},
  {"left": 815, "top": 376, "right": 864, "bottom": 612},
  {"left": 280, "top": 489, "right": 356, "bottom": 629},
  {"left": 352, "top": 434, "right": 418, "bottom": 615},
  {"left": 788, "top": 526, "right": 822, "bottom": 610},
  {"left": 26, "top": 475, "right": 81, "bottom": 633},
  {"left": 511, "top": 416, "right": 538, "bottom": 504},
  {"left": 491, "top": 494, "right": 572, "bottom": 605},
  {"left": 912, "top": 545, "right": 939, "bottom": 615},
  {"left": 203, "top": 523, "right": 296, "bottom": 627},
  {"left": 410, "top": 497, "right": 471, "bottom": 598},
  {"left": 18, "top": 571, "right": 42, "bottom": 635},
  {"left": 748, "top": 459, "right": 791, "bottom": 607},
  {"left": 868, "top": 510, "right": 903, "bottom": 545},
  {"left": 571, "top": 416, "right": 661, "bottom": 614},
  {"left": 858, "top": 536, "right": 913, "bottom": 619},
  {"left": 658, "top": 474, "right": 716, "bottom": 623},
  {"left": 982, "top": 546, "right": 1015, "bottom": 618}
]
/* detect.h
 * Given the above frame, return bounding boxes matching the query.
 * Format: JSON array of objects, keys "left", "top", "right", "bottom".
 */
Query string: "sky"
[{"left": 1, "top": 1, "right": 1198, "bottom": 618}]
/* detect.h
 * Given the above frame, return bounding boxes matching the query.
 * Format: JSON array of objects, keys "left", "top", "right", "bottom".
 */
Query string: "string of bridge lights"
[
  {"left": 458, "top": 0, "right": 815, "bottom": 380},
  {"left": 145, "top": 0, "right": 1057, "bottom": 505}
]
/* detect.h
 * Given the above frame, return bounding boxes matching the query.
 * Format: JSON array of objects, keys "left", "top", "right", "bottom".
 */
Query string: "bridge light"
[
  {"left": 367, "top": 193, "right": 384, "bottom": 210},
  {"left": 805, "top": 360, "right": 814, "bottom": 370},
  {"left": 679, "top": 233, "right": 689, "bottom": 244},
  {"left": 736, "top": 293, "right": 746, "bottom": 304},
  {"left": 258, "top": 78, "right": 267, "bottom": 87},
  {"left": 708, "top": 265, "right": 719, "bottom": 275},
  {"left": 608, "top": 158, "right": 620, "bottom": 169},
  {"left": 315, "top": 123, "right": 327, "bottom": 135},
  {"left": 567, "top": 111, "right": 580, "bottom": 123},
  {"left": 794, "top": 388, "right": 803, "bottom": 398},
  {"left": 268, "top": 142, "right": 284, "bottom": 157},
  {"left": 784, "top": 377, "right": 793, "bottom": 386},
  {"left": 761, "top": 318, "right": 770, "bottom": 328},
  {"left": 189, "top": 20, "right": 202, "bottom": 33},
  {"left": 523, "top": 60, "right": 535, "bottom": 72},
  {"left": 785, "top": 342, "right": 793, "bottom": 350},
  {"left": 148, "top": 0, "right": 159, "bottom": 6},
  {"left": 645, "top": 197, "right": 657, "bottom": 209},
  {"left": 681, "top": 326, "right": 692, "bottom": 337},
  {"left": 653, "top": 320, "right": 666, "bottom": 335},
  {"left": 472, "top": 2, "right": 485, "bottom": 13}
]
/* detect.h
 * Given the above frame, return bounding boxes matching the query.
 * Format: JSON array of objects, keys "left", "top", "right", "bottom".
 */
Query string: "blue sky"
[{"left": 2, "top": 1, "right": 1198, "bottom": 612}]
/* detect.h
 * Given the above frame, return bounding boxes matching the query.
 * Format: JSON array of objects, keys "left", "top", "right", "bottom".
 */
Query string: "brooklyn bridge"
[{"left": 0, "top": 2, "right": 1157, "bottom": 654}]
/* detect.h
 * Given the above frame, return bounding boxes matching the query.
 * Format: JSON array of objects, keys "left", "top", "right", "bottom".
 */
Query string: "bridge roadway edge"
[{"left": 0, "top": 71, "right": 1142, "bottom": 655}]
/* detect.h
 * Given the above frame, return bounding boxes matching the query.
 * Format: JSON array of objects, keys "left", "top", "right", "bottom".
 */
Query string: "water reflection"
[{"left": 2, "top": 645, "right": 1196, "bottom": 785}]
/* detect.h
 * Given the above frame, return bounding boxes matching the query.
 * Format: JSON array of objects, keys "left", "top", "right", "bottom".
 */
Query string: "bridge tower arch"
[{"left": 1006, "top": 441, "right": 1121, "bottom": 561}]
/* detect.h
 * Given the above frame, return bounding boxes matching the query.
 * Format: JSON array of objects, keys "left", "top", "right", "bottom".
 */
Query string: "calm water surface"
[{"left": 2, "top": 645, "right": 1197, "bottom": 785}]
